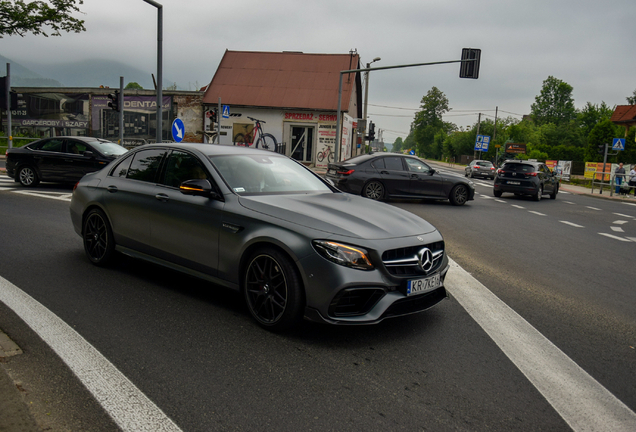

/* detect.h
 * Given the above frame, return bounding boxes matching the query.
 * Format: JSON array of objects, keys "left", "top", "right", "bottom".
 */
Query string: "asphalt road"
[{"left": 0, "top": 172, "right": 634, "bottom": 431}]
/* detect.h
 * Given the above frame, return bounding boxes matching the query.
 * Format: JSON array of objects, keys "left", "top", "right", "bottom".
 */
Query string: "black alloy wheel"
[
  {"left": 244, "top": 248, "right": 303, "bottom": 331},
  {"left": 363, "top": 181, "right": 384, "bottom": 201},
  {"left": 493, "top": 190, "right": 502, "bottom": 198},
  {"left": 534, "top": 186, "right": 543, "bottom": 201},
  {"left": 450, "top": 184, "right": 469, "bottom": 206},
  {"left": 18, "top": 166, "right": 40, "bottom": 187},
  {"left": 550, "top": 184, "right": 558, "bottom": 199},
  {"left": 83, "top": 209, "right": 116, "bottom": 266}
]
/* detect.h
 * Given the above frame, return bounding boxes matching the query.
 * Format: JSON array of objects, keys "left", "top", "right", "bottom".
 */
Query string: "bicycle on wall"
[
  {"left": 316, "top": 145, "right": 334, "bottom": 164},
  {"left": 233, "top": 116, "right": 278, "bottom": 152}
]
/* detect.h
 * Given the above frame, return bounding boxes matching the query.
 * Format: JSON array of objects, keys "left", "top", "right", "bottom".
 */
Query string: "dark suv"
[{"left": 493, "top": 160, "right": 559, "bottom": 201}]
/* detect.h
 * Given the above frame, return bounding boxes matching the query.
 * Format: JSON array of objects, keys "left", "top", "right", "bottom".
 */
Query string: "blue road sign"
[
  {"left": 172, "top": 118, "right": 185, "bottom": 142},
  {"left": 222, "top": 105, "right": 230, "bottom": 119},
  {"left": 474, "top": 135, "right": 490, "bottom": 152},
  {"left": 612, "top": 138, "right": 625, "bottom": 151},
  {"left": 410, "top": 150, "right": 415, "bottom": 155}
]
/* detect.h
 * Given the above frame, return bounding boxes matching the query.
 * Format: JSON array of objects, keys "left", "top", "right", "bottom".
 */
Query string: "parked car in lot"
[
  {"left": 465, "top": 160, "right": 496, "bottom": 179},
  {"left": 6, "top": 136, "right": 128, "bottom": 187},
  {"left": 71, "top": 144, "right": 449, "bottom": 331},
  {"left": 325, "top": 153, "right": 475, "bottom": 206},
  {"left": 493, "top": 160, "right": 559, "bottom": 201}
]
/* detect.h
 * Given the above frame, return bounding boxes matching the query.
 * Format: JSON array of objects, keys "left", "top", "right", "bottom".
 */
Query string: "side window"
[
  {"left": 162, "top": 150, "right": 209, "bottom": 188},
  {"left": 66, "top": 141, "right": 88, "bottom": 155},
  {"left": 384, "top": 157, "right": 404, "bottom": 171},
  {"left": 405, "top": 158, "right": 431, "bottom": 173},
  {"left": 371, "top": 158, "right": 385, "bottom": 169},
  {"left": 110, "top": 154, "right": 134, "bottom": 178},
  {"left": 33, "top": 139, "right": 64, "bottom": 152},
  {"left": 126, "top": 149, "right": 167, "bottom": 183}
]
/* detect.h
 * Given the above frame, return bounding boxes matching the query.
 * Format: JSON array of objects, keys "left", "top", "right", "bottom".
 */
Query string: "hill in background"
[{"left": 1, "top": 54, "right": 178, "bottom": 90}]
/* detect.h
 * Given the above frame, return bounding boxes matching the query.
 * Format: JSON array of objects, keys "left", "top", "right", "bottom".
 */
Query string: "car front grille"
[{"left": 381, "top": 242, "right": 444, "bottom": 277}]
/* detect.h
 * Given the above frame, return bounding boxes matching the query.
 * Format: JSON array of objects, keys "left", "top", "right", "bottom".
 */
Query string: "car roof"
[{"left": 132, "top": 142, "right": 281, "bottom": 157}]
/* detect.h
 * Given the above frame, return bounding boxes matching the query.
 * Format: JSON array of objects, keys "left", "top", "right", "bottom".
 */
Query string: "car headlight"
[{"left": 312, "top": 240, "right": 374, "bottom": 271}]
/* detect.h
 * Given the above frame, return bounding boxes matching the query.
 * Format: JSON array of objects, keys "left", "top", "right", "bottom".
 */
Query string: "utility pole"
[
  {"left": 474, "top": 112, "right": 481, "bottom": 160},
  {"left": 143, "top": 0, "right": 163, "bottom": 143},
  {"left": 362, "top": 57, "right": 381, "bottom": 155}
]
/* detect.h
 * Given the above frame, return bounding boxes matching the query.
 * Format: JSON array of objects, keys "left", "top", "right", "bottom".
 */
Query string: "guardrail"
[{"left": 592, "top": 172, "right": 636, "bottom": 196}]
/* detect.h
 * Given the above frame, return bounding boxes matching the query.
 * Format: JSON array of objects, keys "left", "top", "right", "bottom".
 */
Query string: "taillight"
[
  {"left": 73, "top": 182, "right": 79, "bottom": 192},
  {"left": 526, "top": 172, "right": 537, "bottom": 177},
  {"left": 337, "top": 169, "right": 355, "bottom": 175},
  {"left": 497, "top": 169, "right": 503, "bottom": 174}
]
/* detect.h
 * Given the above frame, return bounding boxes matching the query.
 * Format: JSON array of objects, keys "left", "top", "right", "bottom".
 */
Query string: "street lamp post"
[
  {"left": 142, "top": 0, "right": 163, "bottom": 143},
  {"left": 362, "top": 57, "right": 381, "bottom": 155}
]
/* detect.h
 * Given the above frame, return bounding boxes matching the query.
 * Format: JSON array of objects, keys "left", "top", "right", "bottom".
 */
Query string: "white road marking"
[
  {"left": 623, "top": 202, "right": 636, "bottom": 207},
  {"left": 626, "top": 237, "right": 636, "bottom": 242},
  {"left": 611, "top": 226, "right": 625, "bottom": 232},
  {"left": 560, "top": 221, "right": 584, "bottom": 228},
  {"left": 476, "top": 182, "right": 491, "bottom": 187},
  {"left": 480, "top": 194, "right": 493, "bottom": 199},
  {"left": 586, "top": 206, "right": 602, "bottom": 211},
  {"left": 0, "top": 276, "right": 182, "bottom": 432},
  {"left": 445, "top": 259, "right": 636, "bottom": 432},
  {"left": 598, "top": 233, "right": 631, "bottom": 242},
  {"left": 614, "top": 213, "right": 635, "bottom": 219},
  {"left": 564, "top": 201, "right": 576, "bottom": 205},
  {"left": 12, "top": 190, "right": 72, "bottom": 202},
  {"left": 495, "top": 199, "right": 506, "bottom": 203},
  {"left": 559, "top": 191, "right": 570, "bottom": 194},
  {"left": 528, "top": 211, "right": 546, "bottom": 216},
  {"left": 512, "top": 205, "right": 525, "bottom": 209},
  {"left": 613, "top": 220, "right": 628, "bottom": 225}
]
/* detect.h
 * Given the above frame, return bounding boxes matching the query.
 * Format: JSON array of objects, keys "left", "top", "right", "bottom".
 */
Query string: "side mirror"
[
  {"left": 83, "top": 151, "right": 95, "bottom": 159},
  {"left": 429, "top": 168, "right": 436, "bottom": 175},
  {"left": 179, "top": 179, "right": 220, "bottom": 199}
]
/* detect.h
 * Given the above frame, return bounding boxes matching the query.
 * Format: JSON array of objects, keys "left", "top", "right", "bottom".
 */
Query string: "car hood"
[{"left": 238, "top": 192, "right": 438, "bottom": 240}]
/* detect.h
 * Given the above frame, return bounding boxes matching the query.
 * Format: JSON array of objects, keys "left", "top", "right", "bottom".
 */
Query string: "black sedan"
[
  {"left": 6, "top": 136, "right": 128, "bottom": 187},
  {"left": 326, "top": 153, "right": 475, "bottom": 205},
  {"left": 70, "top": 144, "right": 449, "bottom": 331}
]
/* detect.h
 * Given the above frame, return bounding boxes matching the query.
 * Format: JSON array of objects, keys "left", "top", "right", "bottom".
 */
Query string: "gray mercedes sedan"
[{"left": 70, "top": 143, "right": 449, "bottom": 331}]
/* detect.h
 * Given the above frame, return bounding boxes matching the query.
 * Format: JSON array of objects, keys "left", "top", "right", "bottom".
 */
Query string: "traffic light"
[
  {"left": 597, "top": 144, "right": 605, "bottom": 155},
  {"left": 108, "top": 91, "right": 120, "bottom": 112},
  {"left": 459, "top": 48, "right": 481, "bottom": 79},
  {"left": 209, "top": 109, "right": 217, "bottom": 130},
  {"left": 368, "top": 122, "right": 375, "bottom": 141},
  {"left": 0, "top": 77, "right": 18, "bottom": 110}
]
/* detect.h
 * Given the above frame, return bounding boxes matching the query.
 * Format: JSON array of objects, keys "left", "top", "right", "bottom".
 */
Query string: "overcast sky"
[{"left": 3, "top": 0, "right": 635, "bottom": 142}]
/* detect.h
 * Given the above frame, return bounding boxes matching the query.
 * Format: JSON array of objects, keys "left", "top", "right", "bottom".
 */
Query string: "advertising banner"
[
  {"left": 316, "top": 123, "right": 336, "bottom": 169},
  {"left": 558, "top": 160, "right": 572, "bottom": 181}
]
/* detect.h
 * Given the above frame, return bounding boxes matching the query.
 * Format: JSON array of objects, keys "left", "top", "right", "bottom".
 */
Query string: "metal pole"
[
  {"left": 600, "top": 143, "right": 608, "bottom": 194},
  {"left": 143, "top": 1, "right": 162, "bottom": 143},
  {"left": 217, "top": 97, "right": 221, "bottom": 144},
  {"left": 363, "top": 64, "right": 370, "bottom": 155},
  {"left": 119, "top": 76, "right": 124, "bottom": 145},
  {"left": 6, "top": 63, "right": 12, "bottom": 148},
  {"left": 335, "top": 73, "right": 344, "bottom": 163},
  {"left": 475, "top": 113, "right": 481, "bottom": 160}
]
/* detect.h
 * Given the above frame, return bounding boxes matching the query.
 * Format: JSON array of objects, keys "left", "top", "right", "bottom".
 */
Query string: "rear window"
[
  {"left": 476, "top": 161, "right": 493, "bottom": 167},
  {"left": 502, "top": 163, "right": 536, "bottom": 173}
]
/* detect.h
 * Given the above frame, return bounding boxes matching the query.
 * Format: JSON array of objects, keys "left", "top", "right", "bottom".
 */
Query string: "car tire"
[
  {"left": 450, "top": 184, "right": 469, "bottom": 206},
  {"left": 83, "top": 208, "right": 116, "bottom": 266},
  {"left": 493, "top": 190, "right": 502, "bottom": 198},
  {"left": 533, "top": 186, "right": 543, "bottom": 201},
  {"left": 18, "top": 165, "right": 40, "bottom": 187},
  {"left": 550, "top": 185, "right": 558, "bottom": 199},
  {"left": 469, "top": 172, "right": 474, "bottom": 178},
  {"left": 243, "top": 247, "right": 304, "bottom": 332},
  {"left": 362, "top": 181, "right": 385, "bottom": 201}
]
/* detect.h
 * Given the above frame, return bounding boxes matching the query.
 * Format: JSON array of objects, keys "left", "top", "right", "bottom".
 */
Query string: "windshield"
[
  {"left": 87, "top": 139, "right": 128, "bottom": 157},
  {"left": 210, "top": 154, "right": 332, "bottom": 195}
]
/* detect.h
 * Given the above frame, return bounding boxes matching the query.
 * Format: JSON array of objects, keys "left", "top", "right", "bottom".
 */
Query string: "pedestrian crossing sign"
[{"left": 612, "top": 138, "right": 625, "bottom": 151}]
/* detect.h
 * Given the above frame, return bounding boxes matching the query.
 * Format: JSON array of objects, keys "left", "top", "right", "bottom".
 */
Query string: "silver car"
[{"left": 70, "top": 144, "right": 449, "bottom": 331}]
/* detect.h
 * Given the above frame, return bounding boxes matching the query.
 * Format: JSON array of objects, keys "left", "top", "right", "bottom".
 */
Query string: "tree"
[
  {"left": 531, "top": 76, "right": 576, "bottom": 126},
  {"left": 627, "top": 89, "right": 636, "bottom": 105},
  {"left": 0, "top": 0, "right": 85, "bottom": 38},
  {"left": 412, "top": 87, "right": 451, "bottom": 158},
  {"left": 585, "top": 119, "right": 622, "bottom": 162},
  {"left": 392, "top": 137, "right": 404, "bottom": 153},
  {"left": 125, "top": 82, "right": 143, "bottom": 90}
]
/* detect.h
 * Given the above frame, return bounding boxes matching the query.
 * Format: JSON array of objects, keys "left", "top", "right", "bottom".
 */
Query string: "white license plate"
[
  {"left": 328, "top": 169, "right": 336, "bottom": 175},
  {"left": 507, "top": 181, "right": 521, "bottom": 185},
  {"left": 407, "top": 273, "right": 441, "bottom": 296}
]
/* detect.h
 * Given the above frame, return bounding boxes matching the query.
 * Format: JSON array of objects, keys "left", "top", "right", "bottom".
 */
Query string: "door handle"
[
  {"left": 155, "top": 193, "right": 169, "bottom": 202},
  {"left": 106, "top": 186, "right": 118, "bottom": 193}
]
